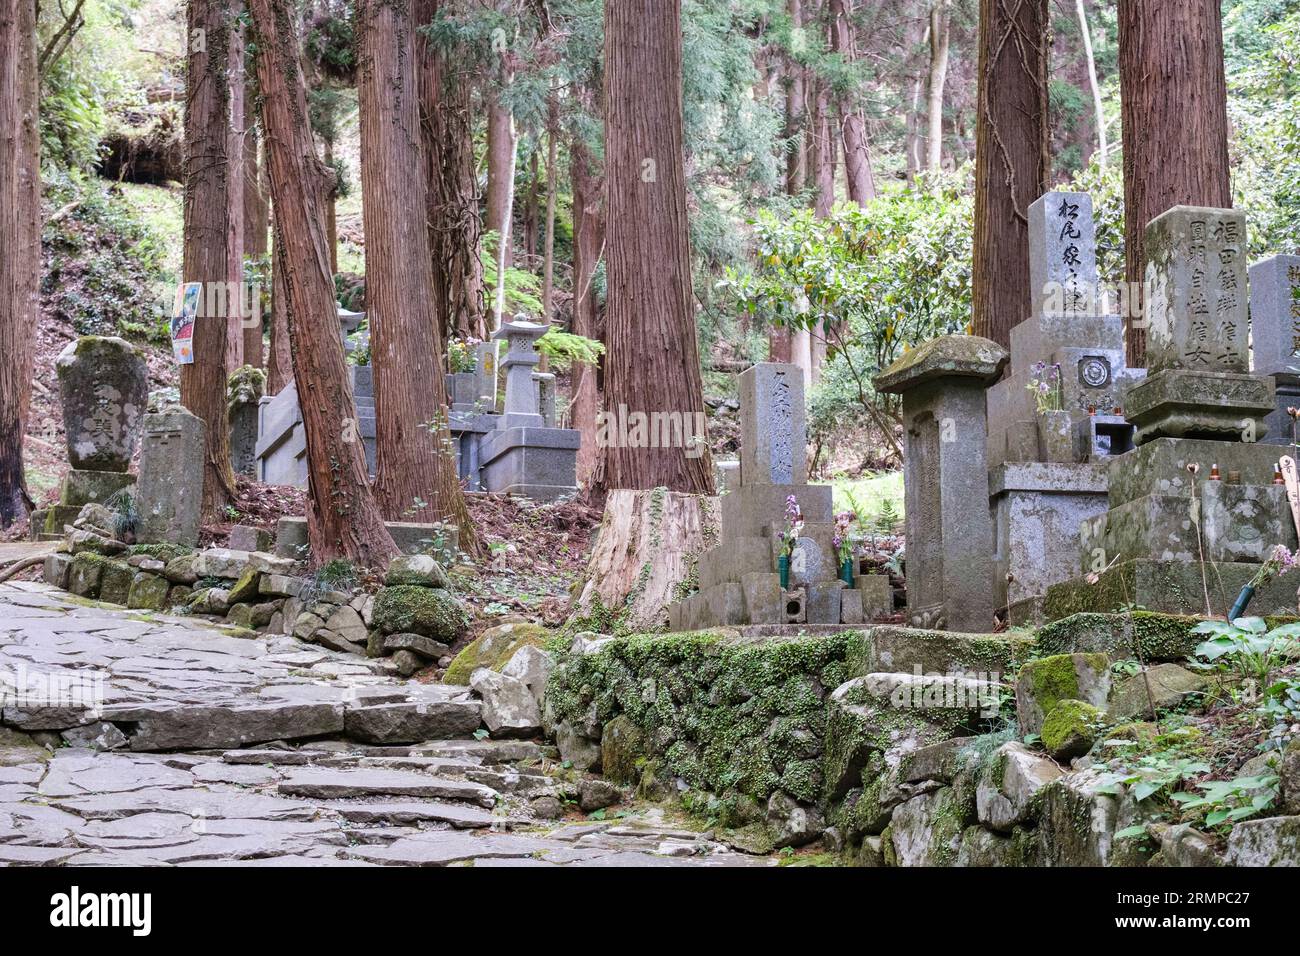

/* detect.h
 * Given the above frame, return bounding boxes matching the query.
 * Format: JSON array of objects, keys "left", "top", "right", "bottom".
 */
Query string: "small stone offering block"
[{"left": 1143, "top": 206, "right": 1249, "bottom": 374}]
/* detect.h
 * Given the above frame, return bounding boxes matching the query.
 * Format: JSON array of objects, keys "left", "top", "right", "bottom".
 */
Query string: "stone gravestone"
[
  {"left": 666, "top": 362, "right": 869, "bottom": 632},
  {"left": 984, "top": 192, "right": 1139, "bottom": 621},
  {"left": 227, "top": 366, "right": 265, "bottom": 477},
  {"left": 136, "top": 407, "right": 206, "bottom": 547},
  {"left": 1249, "top": 254, "right": 1300, "bottom": 446},
  {"left": 1127, "top": 206, "right": 1272, "bottom": 443},
  {"left": 876, "top": 335, "right": 1007, "bottom": 632},
  {"left": 43, "top": 337, "right": 148, "bottom": 536},
  {"left": 1042, "top": 209, "right": 1298, "bottom": 618}
]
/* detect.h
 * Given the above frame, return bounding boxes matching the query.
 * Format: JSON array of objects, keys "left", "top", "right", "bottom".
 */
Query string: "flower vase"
[
  {"left": 839, "top": 559, "right": 854, "bottom": 586},
  {"left": 778, "top": 554, "right": 790, "bottom": 590}
]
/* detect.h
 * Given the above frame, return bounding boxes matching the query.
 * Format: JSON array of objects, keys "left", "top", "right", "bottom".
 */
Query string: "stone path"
[
  {"left": 0, "top": 583, "right": 772, "bottom": 867},
  {"left": 0, "top": 541, "right": 56, "bottom": 566}
]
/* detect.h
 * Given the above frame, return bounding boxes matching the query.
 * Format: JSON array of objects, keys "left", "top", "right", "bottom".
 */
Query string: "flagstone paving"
[{"left": 0, "top": 583, "right": 774, "bottom": 867}]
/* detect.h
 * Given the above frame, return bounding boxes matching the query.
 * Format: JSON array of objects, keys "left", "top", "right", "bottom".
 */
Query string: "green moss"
[
  {"left": 370, "top": 585, "right": 468, "bottom": 643},
  {"left": 1036, "top": 611, "right": 1202, "bottom": 661},
  {"left": 1041, "top": 699, "right": 1105, "bottom": 760},
  {"left": 127, "top": 543, "right": 193, "bottom": 562},
  {"left": 546, "top": 629, "right": 857, "bottom": 807},
  {"left": 1028, "top": 654, "right": 1082, "bottom": 708},
  {"left": 443, "top": 622, "right": 550, "bottom": 685}
]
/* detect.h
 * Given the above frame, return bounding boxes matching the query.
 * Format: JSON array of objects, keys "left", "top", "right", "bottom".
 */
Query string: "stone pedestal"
[
  {"left": 876, "top": 335, "right": 1007, "bottom": 632},
  {"left": 479, "top": 427, "right": 580, "bottom": 501},
  {"left": 137, "top": 408, "right": 206, "bottom": 547},
  {"left": 991, "top": 461, "right": 1109, "bottom": 622}
]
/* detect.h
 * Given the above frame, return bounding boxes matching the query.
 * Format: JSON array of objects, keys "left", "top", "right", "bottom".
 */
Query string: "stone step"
[
  {"left": 860, "top": 624, "right": 1034, "bottom": 679},
  {"left": 276, "top": 766, "right": 499, "bottom": 808}
]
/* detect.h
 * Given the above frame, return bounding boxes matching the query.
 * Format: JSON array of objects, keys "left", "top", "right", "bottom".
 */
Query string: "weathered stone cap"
[{"left": 874, "top": 333, "right": 1009, "bottom": 394}]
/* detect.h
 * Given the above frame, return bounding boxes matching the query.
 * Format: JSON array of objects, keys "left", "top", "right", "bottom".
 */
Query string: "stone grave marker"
[
  {"left": 1249, "top": 254, "right": 1300, "bottom": 445},
  {"left": 136, "top": 407, "right": 206, "bottom": 547},
  {"left": 1028, "top": 190, "right": 1098, "bottom": 318}
]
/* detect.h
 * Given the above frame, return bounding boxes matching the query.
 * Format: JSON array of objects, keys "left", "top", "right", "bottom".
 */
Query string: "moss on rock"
[
  {"left": 1036, "top": 611, "right": 1202, "bottom": 661},
  {"left": 443, "top": 622, "right": 550, "bottom": 685},
  {"left": 546, "top": 629, "right": 858, "bottom": 808},
  {"left": 370, "top": 585, "right": 468, "bottom": 644},
  {"left": 1041, "top": 699, "right": 1105, "bottom": 761}
]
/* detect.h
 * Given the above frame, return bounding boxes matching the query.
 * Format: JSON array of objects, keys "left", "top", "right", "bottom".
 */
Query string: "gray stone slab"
[
  {"left": 1250, "top": 254, "right": 1300, "bottom": 376},
  {"left": 739, "top": 363, "right": 807, "bottom": 486},
  {"left": 136, "top": 407, "right": 205, "bottom": 547},
  {"left": 1028, "top": 191, "right": 1098, "bottom": 319},
  {"left": 1143, "top": 206, "right": 1249, "bottom": 374}
]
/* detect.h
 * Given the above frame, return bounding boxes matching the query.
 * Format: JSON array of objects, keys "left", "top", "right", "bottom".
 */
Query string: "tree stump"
[{"left": 573, "top": 489, "right": 719, "bottom": 633}]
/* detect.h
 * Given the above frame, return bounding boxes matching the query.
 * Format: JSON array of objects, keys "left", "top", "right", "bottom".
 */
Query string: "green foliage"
[
  {"left": 1192, "top": 616, "right": 1300, "bottom": 686},
  {"left": 1257, "top": 676, "right": 1300, "bottom": 751},
  {"left": 537, "top": 329, "right": 604, "bottom": 372},
  {"left": 1172, "top": 774, "right": 1279, "bottom": 829},
  {"left": 41, "top": 171, "right": 170, "bottom": 344},
  {"left": 482, "top": 230, "right": 544, "bottom": 317}
]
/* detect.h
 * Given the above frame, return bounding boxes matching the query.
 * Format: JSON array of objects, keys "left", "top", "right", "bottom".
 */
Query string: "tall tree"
[
  {"left": 1118, "top": 0, "right": 1231, "bottom": 368},
  {"left": 596, "top": 0, "right": 713, "bottom": 494},
  {"left": 1077, "top": 0, "right": 1106, "bottom": 169},
  {"left": 249, "top": 0, "right": 397, "bottom": 566},
  {"left": 267, "top": 219, "right": 294, "bottom": 393},
  {"left": 416, "top": 0, "right": 487, "bottom": 342},
  {"left": 569, "top": 129, "right": 604, "bottom": 488},
  {"left": 971, "top": 0, "right": 1049, "bottom": 347},
  {"left": 225, "top": 10, "right": 247, "bottom": 371},
  {"left": 830, "top": 0, "right": 875, "bottom": 205},
  {"left": 484, "top": 1, "right": 517, "bottom": 328},
  {"left": 783, "top": 0, "right": 807, "bottom": 196},
  {"left": 242, "top": 92, "right": 270, "bottom": 368},
  {"left": 357, "top": 0, "right": 478, "bottom": 552},
  {"left": 926, "top": 0, "right": 951, "bottom": 173},
  {"left": 0, "top": 0, "right": 39, "bottom": 528},
  {"left": 182, "top": 0, "right": 242, "bottom": 519}
]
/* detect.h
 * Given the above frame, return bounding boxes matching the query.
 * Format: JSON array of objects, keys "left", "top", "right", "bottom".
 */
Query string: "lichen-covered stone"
[
  {"left": 1014, "top": 652, "right": 1110, "bottom": 737},
  {"left": 1040, "top": 699, "right": 1104, "bottom": 761},
  {"left": 601, "top": 714, "right": 648, "bottom": 784},
  {"left": 874, "top": 334, "right": 1009, "bottom": 394},
  {"left": 226, "top": 567, "right": 261, "bottom": 605},
  {"left": 956, "top": 825, "right": 1042, "bottom": 867},
  {"left": 98, "top": 560, "right": 134, "bottom": 605},
  {"left": 887, "top": 786, "right": 968, "bottom": 866},
  {"left": 1036, "top": 611, "right": 1202, "bottom": 661},
  {"left": 1224, "top": 816, "right": 1300, "bottom": 866},
  {"left": 385, "top": 554, "right": 451, "bottom": 589},
  {"left": 126, "top": 572, "right": 170, "bottom": 611},
  {"left": 370, "top": 585, "right": 468, "bottom": 643},
  {"left": 443, "top": 622, "right": 549, "bottom": 685},
  {"left": 976, "top": 741, "right": 1061, "bottom": 831},
  {"left": 1107, "top": 663, "right": 1210, "bottom": 721},
  {"left": 55, "top": 336, "right": 148, "bottom": 471}
]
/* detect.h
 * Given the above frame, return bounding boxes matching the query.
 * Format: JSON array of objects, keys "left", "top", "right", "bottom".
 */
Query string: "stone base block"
[
  {"left": 1081, "top": 483, "right": 1295, "bottom": 569},
  {"left": 43, "top": 504, "right": 84, "bottom": 536},
  {"left": 853, "top": 574, "right": 893, "bottom": 619},
  {"left": 1044, "top": 559, "right": 1300, "bottom": 621},
  {"left": 60, "top": 469, "right": 135, "bottom": 509},
  {"left": 719, "top": 483, "right": 832, "bottom": 540},
  {"left": 990, "top": 461, "right": 1109, "bottom": 610},
  {"left": 479, "top": 426, "right": 579, "bottom": 501},
  {"left": 698, "top": 537, "right": 774, "bottom": 590},
  {"left": 840, "top": 589, "right": 864, "bottom": 625},
  {"left": 741, "top": 571, "right": 781, "bottom": 624},
  {"left": 1125, "top": 369, "right": 1274, "bottom": 444},
  {"left": 806, "top": 580, "right": 845, "bottom": 624},
  {"left": 1106, "top": 437, "right": 1286, "bottom": 508}
]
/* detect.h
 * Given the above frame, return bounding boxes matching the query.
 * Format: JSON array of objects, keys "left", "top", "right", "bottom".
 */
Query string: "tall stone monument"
[
  {"left": 665, "top": 362, "right": 881, "bottom": 631},
  {"left": 136, "top": 407, "right": 206, "bottom": 547},
  {"left": 1044, "top": 208, "right": 1297, "bottom": 618},
  {"left": 1249, "top": 254, "right": 1300, "bottom": 446},
  {"left": 876, "top": 336, "right": 1007, "bottom": 632},
  {"left": 984, "top": 192, "right": 1143, "bottom": 621},
  {"left": 42, "top": 336, "right": 148, "bottom": 536}
]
